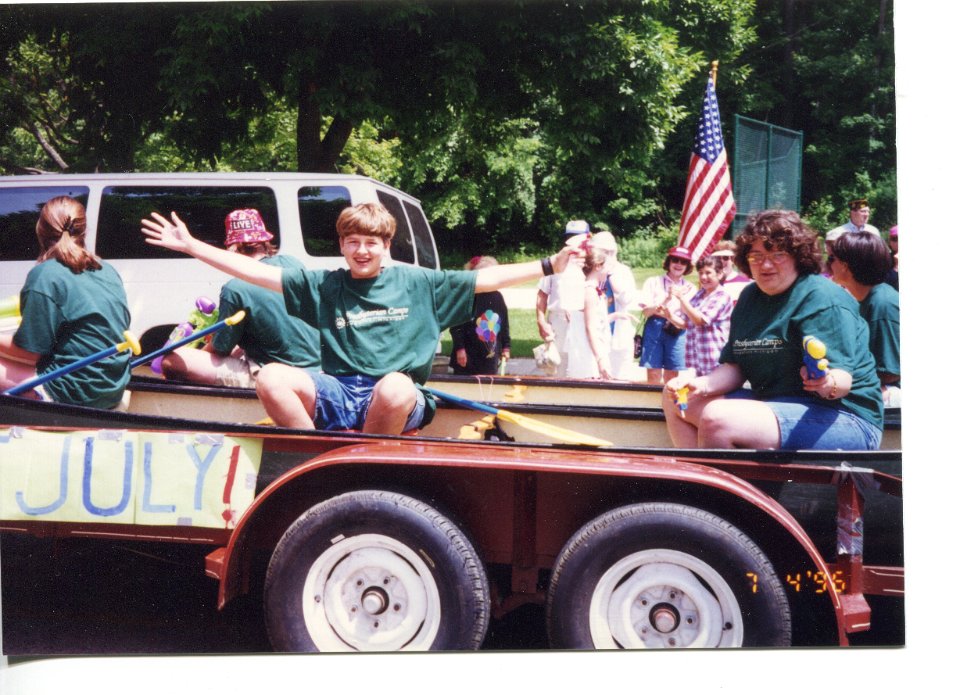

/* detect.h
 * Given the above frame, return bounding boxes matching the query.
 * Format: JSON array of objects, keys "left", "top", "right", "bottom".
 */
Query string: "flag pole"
[{"left": 711, "top": 60, "right": 718, "bottom": 86}]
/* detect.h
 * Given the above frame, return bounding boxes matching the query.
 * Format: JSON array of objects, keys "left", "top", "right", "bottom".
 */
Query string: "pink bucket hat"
[{"left": 224, "top": 209, "right": 274, "bottom": 246}]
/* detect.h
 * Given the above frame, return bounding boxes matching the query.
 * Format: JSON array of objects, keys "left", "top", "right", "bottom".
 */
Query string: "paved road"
[
  {"left": 0, "top": 535, "right": 546, "bottom": 657},
  {"left": 1, "top": 533, "right": 902, "bottom": 658}
]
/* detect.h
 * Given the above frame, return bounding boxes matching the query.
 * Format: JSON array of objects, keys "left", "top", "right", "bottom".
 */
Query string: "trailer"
[{"left": 0, "top": 388, "right": 903, "bottom": 651}]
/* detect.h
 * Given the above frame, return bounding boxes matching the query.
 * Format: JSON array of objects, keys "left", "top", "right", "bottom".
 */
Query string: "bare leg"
[
  {"left": 0, "top": 354, "right": 39, "bottom": 397},
  {"left": 661, "top": 385, "right": 720, "bottom": 448},
  {"left": 698, "top": 399, "right": 781, "bottom": 449},
  {"left": 160, "top": 348, "right": 221, "bottom": 384},
  {"left": 362, "top": 372, "right": 418, "bottom": 435},
  {"left": 255, "top": 363, "right": 317, "bottom": 429}
]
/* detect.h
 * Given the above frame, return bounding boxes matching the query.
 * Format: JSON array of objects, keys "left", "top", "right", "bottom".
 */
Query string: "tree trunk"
[{"left": 296, "top": 77, "right": 353, "bottom": 172}]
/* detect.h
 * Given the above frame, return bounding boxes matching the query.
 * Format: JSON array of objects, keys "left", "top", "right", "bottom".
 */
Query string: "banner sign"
[{"left": 0, "top": 428, "right": 262, "bottom": 529}]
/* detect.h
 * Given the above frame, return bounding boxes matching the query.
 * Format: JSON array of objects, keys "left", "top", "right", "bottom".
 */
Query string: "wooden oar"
[
  {"left": 131, "top": 310, "right": 246, "bottom": 368},
  {"left": 425, "top": 387, "right": 613, "bottom": 447},
  {"left": 5, "top": 331, "right": 141, "bottom": 396}
]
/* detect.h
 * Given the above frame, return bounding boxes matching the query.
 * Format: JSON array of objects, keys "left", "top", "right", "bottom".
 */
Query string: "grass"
[{"left": 441, "top": 266, "right": 668, "bottom": 358}]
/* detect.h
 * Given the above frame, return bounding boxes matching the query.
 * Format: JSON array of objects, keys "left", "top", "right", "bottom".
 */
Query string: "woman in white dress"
[{"left": 565, "top": 248, "right": 632, "bottom": 379}]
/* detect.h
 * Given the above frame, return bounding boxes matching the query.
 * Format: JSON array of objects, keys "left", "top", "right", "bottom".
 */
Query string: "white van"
[{"left": 0, "top": 173, "right": 439, "bottom": 352}]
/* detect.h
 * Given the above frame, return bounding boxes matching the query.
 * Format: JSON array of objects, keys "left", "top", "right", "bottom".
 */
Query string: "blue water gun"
[{"left": 802, "top": 335, "right": 829, "bottom": 379}]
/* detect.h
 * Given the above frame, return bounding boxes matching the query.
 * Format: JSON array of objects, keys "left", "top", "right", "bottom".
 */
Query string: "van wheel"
[
  {"left": 546, "top": 502, "right": 791, "bottom": 648},
  {"left": 263, "top": 490, "right": 489, "bottom": 652}
]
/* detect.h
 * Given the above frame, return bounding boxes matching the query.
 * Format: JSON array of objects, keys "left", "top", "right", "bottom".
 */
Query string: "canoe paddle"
[
  {"left": 131, "top": 310, "right": 246, "bottom": 369},
  {"left": 4, "top": 331, "right": 142, "bottom": 396},
  {"left": 425, "top": 386, "right": 613, "bottom": 447}
]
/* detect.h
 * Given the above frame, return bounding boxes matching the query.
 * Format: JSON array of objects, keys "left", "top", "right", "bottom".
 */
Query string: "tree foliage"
[{"left": 0, "top": 0, "right": 897, "bottom": 253}]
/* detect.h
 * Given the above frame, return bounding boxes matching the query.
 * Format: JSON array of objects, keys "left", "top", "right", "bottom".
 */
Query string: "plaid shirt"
[{"left": 684, "top": 288, "right": 733, "bottom": 376}]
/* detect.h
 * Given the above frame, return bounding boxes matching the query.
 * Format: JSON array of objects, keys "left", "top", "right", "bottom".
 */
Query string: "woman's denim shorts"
[
  {"left": 726, "top": 390, "right": 882, "bottom": 450},
  {"left": 308, "top": 372, "right": 426, "bottom": 432}
]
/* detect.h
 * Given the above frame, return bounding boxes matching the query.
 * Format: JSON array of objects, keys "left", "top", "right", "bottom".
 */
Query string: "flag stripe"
[{"left": 677, "top": 76, "right": 736, "bottom": 260}]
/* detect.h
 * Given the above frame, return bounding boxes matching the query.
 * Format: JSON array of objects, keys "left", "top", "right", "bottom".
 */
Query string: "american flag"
[{"left": 677, "top": 76, "right": 736, "bottom": 261}]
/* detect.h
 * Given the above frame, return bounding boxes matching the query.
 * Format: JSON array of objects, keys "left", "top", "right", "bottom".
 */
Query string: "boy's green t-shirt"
[
  {"left": 212, "top": 255, "right": 323, "bottom": 369},
  {"left": 719, "top": 273, "right": 883, "bottom": 430},
  {"left": 281, "top": 264, "right": 476, "bottom": 385},
  {"left": 860, "top": 282, "right": 900, "bottom": 388},
  {"left": 14, "top": 259, "right": 131, "bottom": 409}
]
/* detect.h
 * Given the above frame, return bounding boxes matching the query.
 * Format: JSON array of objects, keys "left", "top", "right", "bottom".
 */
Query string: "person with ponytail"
[{"left": 0, "top": 196, "right": 132, "bottom": 408}]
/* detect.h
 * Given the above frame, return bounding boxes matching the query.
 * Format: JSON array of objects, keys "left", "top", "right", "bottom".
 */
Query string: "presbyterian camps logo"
[{"left": 337, "top": 306, "right": 410, "bottom": 330}]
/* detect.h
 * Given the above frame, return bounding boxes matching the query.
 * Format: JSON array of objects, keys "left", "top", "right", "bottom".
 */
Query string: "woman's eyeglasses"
[
  {"left": 668, "top": 256, "right": 688, "bottom": 264},
  {"left": 746, "top": 251, "right": 791, "bottom": 265}
]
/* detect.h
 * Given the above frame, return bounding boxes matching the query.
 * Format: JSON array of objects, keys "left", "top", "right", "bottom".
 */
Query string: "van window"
[
  {"left": 97, "top": 186, "right": 279, "bottom": 259},
  {"left": 375, "top": 191, "right": 415, "bottom": 265},
  {"left": 404, "top": 200, "right": 437, "bottom": 269},
  {"left": 0, "top": 187, "right": 90, "bottom": 261},
  {"left": 297, "top": 186, "right": 352, "bottom": 257}
]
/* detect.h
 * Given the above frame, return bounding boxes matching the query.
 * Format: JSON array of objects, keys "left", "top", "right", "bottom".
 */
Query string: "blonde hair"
[
  {"left": 36, "top": 196, "right": 101, "bottom": 273},
  {"left": 336, "top": 202, "right": 396, "bottom": 242},
  {"left": 583, "top": 248, "right": 608, "bottom": 274}
]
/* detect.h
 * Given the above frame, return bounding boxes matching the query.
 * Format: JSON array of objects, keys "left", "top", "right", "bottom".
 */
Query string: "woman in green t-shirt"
[
  {"left": 828, "top": 231, "right": 900, "bottom": 407},
  {"left": 663, "top": 209, "right": 883, "bottom": 451},
  {"left": 0, "top": 196, "right": 131, "bottom": 409}
]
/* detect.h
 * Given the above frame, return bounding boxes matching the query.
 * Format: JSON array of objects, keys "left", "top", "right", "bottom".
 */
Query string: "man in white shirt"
[
  {"left": 825, "top": 198, "right": 881, "bottom": 251},
  {"left": 536, "top": 220, "right": 588, "bottom": 377}
]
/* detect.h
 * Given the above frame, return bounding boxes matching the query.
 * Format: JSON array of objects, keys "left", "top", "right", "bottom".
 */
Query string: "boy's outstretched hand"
[{"left": 141, "top": 211, "right": 197, "bottom": 255}]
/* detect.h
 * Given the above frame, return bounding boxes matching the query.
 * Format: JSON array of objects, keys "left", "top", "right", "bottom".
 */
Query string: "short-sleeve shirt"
[
  {"left": 859, "top": 282, "right": 900, "bottom": 388},
  {"left": 211, "top": 255, "right": 323, "bottom": 369},
  {"left": 684, "top": 287, "right": 733, "bottom": 376},
  {"left": 719, "top": 273, "right": 882, "bottom": 430},
  {"left": 538, "top": 264, "right": 586, "bottom": 313},
  {"left": 281, "top": 264, "right": 476, "bottom": 385},
  {"left": 14, "top": 259, "right": 131, "bottom": 409}
]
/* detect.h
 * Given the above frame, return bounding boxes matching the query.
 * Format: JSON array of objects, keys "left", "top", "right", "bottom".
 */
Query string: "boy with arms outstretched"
[{"left": 143, "top": 202, "right": 580, "bottom": 434}]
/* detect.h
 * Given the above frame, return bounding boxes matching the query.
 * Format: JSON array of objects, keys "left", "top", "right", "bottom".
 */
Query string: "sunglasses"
[
  {"left": 668, "top": 256, "right": 689, "bottom": 264},
  {"left": 745, "top": 251, "right": 791, "bottom": 265}
]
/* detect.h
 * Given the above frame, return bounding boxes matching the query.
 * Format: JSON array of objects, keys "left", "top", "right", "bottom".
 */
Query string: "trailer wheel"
[
  {"left": 263, "top": 490, "right": 489, "bottom": 652},
  {"left": 546, "top": 502, "right": 791, "bottom": 648}
]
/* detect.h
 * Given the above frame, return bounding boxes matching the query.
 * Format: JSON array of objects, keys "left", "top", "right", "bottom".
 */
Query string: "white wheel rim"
[
  {"left": 588, "top": 549, "right": 744, "bottom": 648},
  {"left": 301, "top": 534, "right": 442, "bottom": 651}
]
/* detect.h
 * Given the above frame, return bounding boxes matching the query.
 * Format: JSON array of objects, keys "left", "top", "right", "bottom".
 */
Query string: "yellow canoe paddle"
[{"left": 426, "top": 387, "right": 613, "bottom": 447}]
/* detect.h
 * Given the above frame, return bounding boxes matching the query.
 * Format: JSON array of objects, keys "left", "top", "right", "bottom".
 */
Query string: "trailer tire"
[
  {"left": 546, "top": 502, "right": 791, "bottom": 648},
  {"left": 263, "top": 490, "right": 490, "bottom": 652}
]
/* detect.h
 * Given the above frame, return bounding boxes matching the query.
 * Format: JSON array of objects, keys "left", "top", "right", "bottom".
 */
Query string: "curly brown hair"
[{"left": 734, "top": 209, "right": 822, "bottom": 278}]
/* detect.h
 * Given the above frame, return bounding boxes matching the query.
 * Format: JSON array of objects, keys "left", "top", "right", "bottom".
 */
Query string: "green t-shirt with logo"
[
  {"left": 212, "top": 255, "right": 323, "bottom": 369},
  {"left": 859, "top": 282, "right": 900, "bottom": 388},
  {"left": 719, "top": 273, "right": 883, "bottom": 430},
  {"left": 14, "top": 259, "right": 131, "bottom": 409},
  {"left": 281, "top": 264, "right": 476, "bottom": 421}
]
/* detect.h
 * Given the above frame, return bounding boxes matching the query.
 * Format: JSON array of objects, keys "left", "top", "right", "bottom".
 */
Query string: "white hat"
[
  {"left": 590, "top": 231, "right": 617, "bottom": 251},
  {"left": 565, "top": 219, "right": 590, "bottom": 235}
]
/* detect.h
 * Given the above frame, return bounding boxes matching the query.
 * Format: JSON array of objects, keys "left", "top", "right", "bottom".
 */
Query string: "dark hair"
[
  {"left": 831, "top": 231, "right": 893, "bottom": 286},
  {"left": 36, "top": 196, "right": 101, "bottom": 273},
  {"left": 734, "top": 209, "right": 821, "bottom": 278},
  {"left": 234, "top": 241, "right": 279, "bottom": 258},
  {"left": 662, "top": 252, "right": 692, "bottom": 274},
  {"left": 695, "top": 255, "right": 725, "bottom": 274}
]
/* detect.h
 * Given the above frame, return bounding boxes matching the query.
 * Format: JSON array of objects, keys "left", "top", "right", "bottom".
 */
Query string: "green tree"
[{"left": 738, "top": 0, "right": 896, "bottom": 228}]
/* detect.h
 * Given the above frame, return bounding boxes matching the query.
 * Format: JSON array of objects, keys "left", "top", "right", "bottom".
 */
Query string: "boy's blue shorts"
[{"left": 308, "top": 372, "right": 426, "bottom": 432}]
